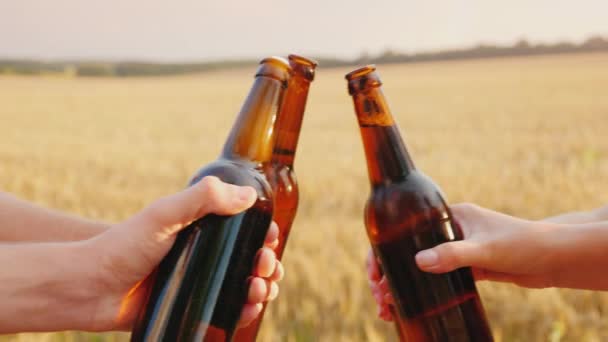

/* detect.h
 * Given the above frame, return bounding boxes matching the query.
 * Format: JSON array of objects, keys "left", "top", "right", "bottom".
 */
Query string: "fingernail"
[
  {"left": 384, "top": 293, "right": 394, "bottom": 305},
  {"left": 275, "top": 261, "right": 284, "bottom": 281},
  {"left": 379, "top": 305, "right": 391, "bottom": 320},
  {"left": 268, "top": 282, "right": 279, "bottom": 301},
  {"left": 253, "top": 251, "right": 262, "bottom": 271},
  {"left": 416, "top": 249, "right": 439, "bottom": 267},
  {"left": 238, "top": 187, "right": 255, "bottom": 201}
]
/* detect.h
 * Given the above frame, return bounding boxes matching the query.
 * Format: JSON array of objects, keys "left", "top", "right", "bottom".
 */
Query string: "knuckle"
[
  {"left": 199, "top": 176, "right": 218, "bottom": 191},
  {"left": 265, "top": 247, "right": 277, "bottom": 260},
  {"left": 199, "top": 176, "right": 224, "bottom": 201}
]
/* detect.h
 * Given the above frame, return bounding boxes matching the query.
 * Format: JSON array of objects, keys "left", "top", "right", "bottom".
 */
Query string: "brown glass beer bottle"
[
  {"left": 130, "top": 57, "right": 292, "bottom": 342},
  {"left": 346, "top": 65, "right": 493, "bottom": 342},
  {"left": 233, "top": 54, "right": 317, "bottom": 341}
]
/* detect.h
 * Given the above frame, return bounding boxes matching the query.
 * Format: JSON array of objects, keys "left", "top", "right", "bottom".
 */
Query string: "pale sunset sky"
[{"left": 0, "top": 0, "right": 606, "bottom": 61}]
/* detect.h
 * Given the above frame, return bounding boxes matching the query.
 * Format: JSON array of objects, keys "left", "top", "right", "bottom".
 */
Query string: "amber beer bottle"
[
  {"left": 130, "top": 57, "right": 291, "bottom": 342},
  {"left": 346, "top": 65, "right": 493, "bottom": 342},
  {"left": 233, "top": 54, "right": 317, "bottom": 341}
]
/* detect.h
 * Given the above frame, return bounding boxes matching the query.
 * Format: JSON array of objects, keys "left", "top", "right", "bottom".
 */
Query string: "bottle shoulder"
[
  {"left": 369, "top": 171, "right": 441, "bottom": 195},
  {"left": 189, "top": 159, "right": 273, "bottom": 200},
  {"left": 265, "top": 163, "right": 298, "bottom": 200},
  {"left": 365, "top": 171, "right": 450, "bottom": 221},
  {"left": 266, "top": 163, "right": 297, "bottom": 185}
]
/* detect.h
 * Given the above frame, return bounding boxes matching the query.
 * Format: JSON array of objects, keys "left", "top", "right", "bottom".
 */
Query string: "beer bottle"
[
  {"left": 233, "top": 54, "right": 317, "bottom": 341},
  {"left": 346, "top": 65, "right": 493, "bottom": 341},
  {"left": 131, "top": 57, "right": 292, "bottom": 342}
]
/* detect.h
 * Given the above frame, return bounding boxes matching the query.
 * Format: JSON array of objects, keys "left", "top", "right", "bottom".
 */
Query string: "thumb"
[
  {"left": 415, "top": 240, "right": 487, "bottom": 274},
  {"left": 93, "top": 176, "right": 257, "bottom": 285},
  {"left": 135, "top": 176, "right": 257, "bottom": 242}
]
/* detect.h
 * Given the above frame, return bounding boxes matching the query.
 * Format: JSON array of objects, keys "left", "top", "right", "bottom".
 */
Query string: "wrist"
[
  {"left": 545, "top": 221, "right": 608, "bottom": 290},
  {"left": 72, "top": 236, "right": 127, "bottom": 332},
  {"left": 532, "top": 221, "right": 566, "bottom": 287},
  {"left": 42, "top": 240, "right": 104, "bottom": 332},
  {"left": 65, "top": 240, "right": 109, "bottom": 331},
  {"left": 535, "top": 221, "right": 606, "bottom": 289},
  {"left": 78, "top": 231, "right": 141, "bottom": 332}
]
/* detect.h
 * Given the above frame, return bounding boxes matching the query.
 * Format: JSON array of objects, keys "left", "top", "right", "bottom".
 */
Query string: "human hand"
[
  {"left": 367, "top": 203, "right": 561, "bottom": 321},
  {"left": 83, "top": 176, "right": 284, "bottom": 330}
]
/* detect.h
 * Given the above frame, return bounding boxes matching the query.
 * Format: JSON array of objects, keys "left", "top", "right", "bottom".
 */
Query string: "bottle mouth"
[
  {"left": 288, "top": 54, "right": 317, "bottom": 81},
  {"left": 256, "top": 56, "right": 291, "bottom": 82},
  {"left": 288, "top": 54, "right": 318, "bottom": 68},
  {"left": 258, "top": 56, "right": 291, "bottom": 71},
  {"left": 345, "top": 65, "right": 382, "bottom": 95},
  {"left": 345, "top": 65, "right": 376, "bottom": 81}
]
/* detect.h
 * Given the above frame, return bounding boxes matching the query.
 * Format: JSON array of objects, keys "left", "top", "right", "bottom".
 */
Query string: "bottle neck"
[
  {"left": 271, "top": 75, "right": 311, "bottom": 166},
  {"left": 352, "top": 87, "right": 416, "bottom": 186},
  {"left": 221, "top": 76, "right": 285, "bottom": 163}
]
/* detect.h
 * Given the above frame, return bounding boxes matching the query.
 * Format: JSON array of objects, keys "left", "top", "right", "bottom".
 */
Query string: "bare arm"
[
  {"left": 551, "top": 221, "right": 608, "bottom": 290},
  {"left": 543, "top": 205, "right": 608, "bottom": 224},
  {"left": 0, "top": 192, "right": 108, "bottom": 242}
]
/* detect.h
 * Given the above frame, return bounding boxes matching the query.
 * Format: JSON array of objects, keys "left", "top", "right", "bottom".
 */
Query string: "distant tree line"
[
  {"left": 0, "top": 59, "right": 258, "bottom": 77},
  {"left": 356, "top": 36, "right": 608, "bottom": 66},
  {"left": 1, "top": 36, "right": 607, "bottom": 77}
]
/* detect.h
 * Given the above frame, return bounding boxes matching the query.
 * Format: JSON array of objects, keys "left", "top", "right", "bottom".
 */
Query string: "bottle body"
[
  {"left": 346, "top": 65, "right": 493, "bottom": 342},
  {"left": 366, "top": 169, "right": 492, "bottom": 341},
  {"left": 131, "top": 160, "right": 273, "bottom": 342}
]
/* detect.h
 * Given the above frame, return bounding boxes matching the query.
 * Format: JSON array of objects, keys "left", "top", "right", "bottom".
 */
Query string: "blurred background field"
[{"left": 1, "top": 52, "right": 608, "bottom": 341}]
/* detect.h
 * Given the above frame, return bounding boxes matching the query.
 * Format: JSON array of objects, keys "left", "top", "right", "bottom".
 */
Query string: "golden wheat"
[{"left": 1, "top": 53, "right": 608, "bottom": 342}]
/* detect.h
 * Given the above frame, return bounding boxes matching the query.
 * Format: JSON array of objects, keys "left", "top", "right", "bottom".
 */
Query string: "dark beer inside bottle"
[{"left": 348, "top": 65, "right": 493, "bottom": 341}]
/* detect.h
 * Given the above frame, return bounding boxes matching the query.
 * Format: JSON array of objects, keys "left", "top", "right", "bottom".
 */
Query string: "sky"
[{"left": 0, "top": 0, "right": 606, "bottom": 62}]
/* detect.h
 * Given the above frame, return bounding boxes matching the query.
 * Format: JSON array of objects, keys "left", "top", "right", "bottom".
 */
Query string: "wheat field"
[{"left": 1, "top": 53, "right": 608, "bottom": 342}]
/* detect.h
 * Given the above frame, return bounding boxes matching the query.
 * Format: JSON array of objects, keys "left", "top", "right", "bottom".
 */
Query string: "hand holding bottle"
[
  {"left": 368, "top": 203, "right": 608, "bottom": 321},
  {"left": 90, "top": 176, "right": 283, "bottom": 331}
]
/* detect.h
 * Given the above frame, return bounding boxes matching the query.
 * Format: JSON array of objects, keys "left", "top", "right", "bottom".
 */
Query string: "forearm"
[
  {"left": 543, "top": 205, "right": 608, "bottom": 224},
  {"left": 0, "top": 192, "right": 108, "bottom": 242},
  {"left": 549, "top": 221, "right": 608, "bottom": 290},
  {"left": 0, "top": 241, "right": 100, "bottom": 333}
]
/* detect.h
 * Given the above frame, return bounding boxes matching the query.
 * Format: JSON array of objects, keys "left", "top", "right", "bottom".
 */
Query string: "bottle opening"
[
  {"left": 288, "top": 54, "right": 318, "bottom": 68},
  {"left": 259, "top": 56, "right": 290, "bottom": 69},
  {"left": 288, "top": 54, "right": 317, "bottom": 81},
  {"left": 256, "top": 56, "right": 291, "bottom": 82},
  {"left": 346, "top": 65, "right": 382, "bottom": 95},
  {"left": 345, "top": 65, "right": 377, "bottom": 81}
]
